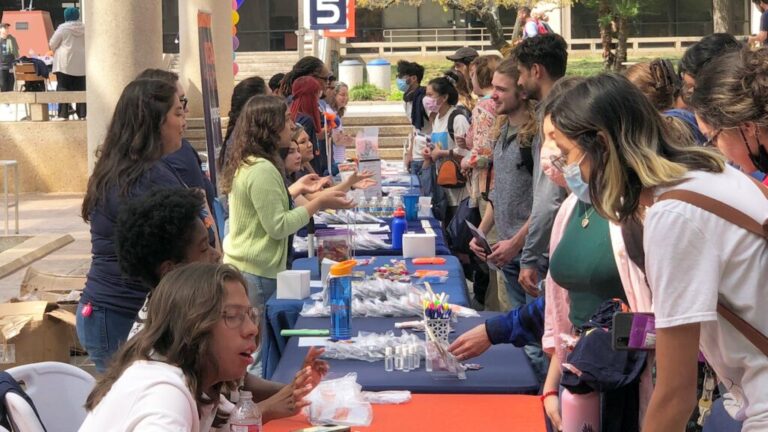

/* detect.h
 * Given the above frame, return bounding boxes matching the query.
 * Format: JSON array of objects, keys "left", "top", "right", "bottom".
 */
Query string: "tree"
[
  {"left": 357, "top": 0, "right": 540, "bottom": 51},
  {"left": 581, "top": 0, "right": 641, "bottom": 71},
  {"left": 712, "top": 0, "right": 731, "bottom": 33}
]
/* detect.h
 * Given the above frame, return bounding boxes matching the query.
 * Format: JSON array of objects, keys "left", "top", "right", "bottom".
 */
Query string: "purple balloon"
[
  {"left": 233, "top": 35, "right": 240, "bottom": 51},
  {"left": 237, "top": 0, "right": 246, "bottom": 8}
]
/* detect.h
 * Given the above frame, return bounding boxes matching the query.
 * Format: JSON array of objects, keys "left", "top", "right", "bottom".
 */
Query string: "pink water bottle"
[{"left": 560, "top": 388, "right": 600, "bottom": 432}]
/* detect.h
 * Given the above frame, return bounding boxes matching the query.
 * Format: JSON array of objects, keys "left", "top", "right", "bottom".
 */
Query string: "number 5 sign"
[{"left": 310, "top": 0, "right": 347, "bottom": 30}]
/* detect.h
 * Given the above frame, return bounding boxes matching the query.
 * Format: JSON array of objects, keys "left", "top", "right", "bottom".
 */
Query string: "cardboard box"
[
  {"left": 0, "top": 301, "right": 77, "bottom": 368},
  {"left": 18, "top": 267, "right": 85, "bottom": 353}
]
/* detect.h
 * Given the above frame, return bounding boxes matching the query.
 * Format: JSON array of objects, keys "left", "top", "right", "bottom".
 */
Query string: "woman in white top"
[
  {"left": 422, "top": 74, "right": 470, "bottom": 224},
  {"left": 49, "top": 7, "right": 85, "bottom": 119},
  {"left": 543, "top": 73, "right": 768, "bottom": 432},
  {"left": 81, "top": 263, "right": 261, "bottom": 431}
]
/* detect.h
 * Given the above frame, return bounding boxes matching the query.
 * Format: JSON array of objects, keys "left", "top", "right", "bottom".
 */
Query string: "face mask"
[
  {"left": 396, "top": 78, "right": 409, "bottom": 92},
  {"left": 423, "top": 96, "right": 440, "bottom": 113},
  {"left": 563, "top": 155, "right": 590, "bottom": 203},
  {"left": 749, "top": 142, "right": 768, "bottom": 173}
]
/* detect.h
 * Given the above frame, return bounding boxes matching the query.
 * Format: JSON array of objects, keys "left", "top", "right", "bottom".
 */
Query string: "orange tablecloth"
[{"left": 264, "top": 394, "right": 547, "bottom": 432}]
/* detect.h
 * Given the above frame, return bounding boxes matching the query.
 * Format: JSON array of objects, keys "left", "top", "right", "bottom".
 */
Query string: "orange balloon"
[{"left": 232, "top": 25, "right": 237, "bottom": 36}]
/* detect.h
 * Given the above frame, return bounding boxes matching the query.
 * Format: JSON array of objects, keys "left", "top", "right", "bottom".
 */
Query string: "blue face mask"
[
  {"left": 396, "top": 78, "right": 409, "bottom": 92},
  {"left": 563, "top": 155, "right": 591, "bottom": 203}
]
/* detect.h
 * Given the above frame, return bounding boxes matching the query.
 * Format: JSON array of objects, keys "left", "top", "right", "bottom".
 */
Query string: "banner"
[
  {"left": 310, "top": 0, "right": 347, "bottom": 30},
  {"left": 197, "top": 11, "right": 223, "bottom": 193},
  {"left": 322, "top": 0, "right": 356, "bottom": 38}
]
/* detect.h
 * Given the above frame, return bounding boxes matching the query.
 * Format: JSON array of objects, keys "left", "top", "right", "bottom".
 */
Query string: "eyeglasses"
[
  {"left": 221, "top": 306, "right": 259, "bottom": 329},
  {"left": 179, "top": 96, "right": 189, "bottom": 111},
  {"left": 704, "top": 129, "right": 723, "bottom": 148},
  {"left": 550, "top": 154, "right": 569, "bottom": 172}
]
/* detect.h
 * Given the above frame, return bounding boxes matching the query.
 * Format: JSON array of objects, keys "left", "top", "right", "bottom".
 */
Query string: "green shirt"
[
  {"left": 223, "top": 157, "right": 310, "bottom": 279},
  {"left": 549, "top": 201, "right": 626, "bottom": 328}
]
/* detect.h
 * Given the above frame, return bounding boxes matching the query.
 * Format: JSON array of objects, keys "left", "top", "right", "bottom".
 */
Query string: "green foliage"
[
  {"left": 388, "top": 89, "right": 404, "bottom": 101},
  {"left": 350, "top": 83, "right": 389, "bottom": 101}
]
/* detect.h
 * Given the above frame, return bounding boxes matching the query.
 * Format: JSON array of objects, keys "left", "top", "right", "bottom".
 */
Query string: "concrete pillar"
[
  {"left": 178, "top": 0, "right": 234, "bottom": 119},
  {"left": 84, "top": 0, "right": 163, "bottom": 172}
]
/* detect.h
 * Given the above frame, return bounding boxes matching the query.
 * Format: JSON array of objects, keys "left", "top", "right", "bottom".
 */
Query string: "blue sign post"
[{"left": 309, "top": 0, "right": 347, "bottom": 30}]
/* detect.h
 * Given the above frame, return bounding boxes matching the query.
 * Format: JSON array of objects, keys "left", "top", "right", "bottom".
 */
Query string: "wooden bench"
[{"left": 13, "top": 63, "right": 50, "bottom": 121}]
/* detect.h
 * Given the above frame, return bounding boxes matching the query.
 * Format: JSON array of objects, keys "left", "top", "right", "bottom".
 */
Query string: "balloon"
[
  {"left": 232, "top": 25, "right": 237, "bottom": 36},
  {"left": 232, "top": 11, "right": 240, "bottom": 25},
  {"left": 232, "top": 51, "right": 237, "bottom": 60},
  {"left": 237, "top": 0, "right": 246, "bottom": 8},
  {"left": 233, "top": 62, "right": 239, "bottom": 75},
  {"left": 232, "top": 35, "right": 240, "bottom": 51},
  {"left": 232, "top": 0, "right": 237, "bottom": 10}
]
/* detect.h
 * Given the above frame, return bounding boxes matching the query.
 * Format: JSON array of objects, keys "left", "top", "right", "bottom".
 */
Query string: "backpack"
[
  {"left": 623, "top": 176, "right": 768, "bottom": 355},
  {"left": 436, "top": 149, "right": 466, "bottom": 189},
  {"left": 447, "top": 105, "right": 472, "bottom": 142},
  {"left": 535, "top": 19, "right": 550, "bottom": 35}
]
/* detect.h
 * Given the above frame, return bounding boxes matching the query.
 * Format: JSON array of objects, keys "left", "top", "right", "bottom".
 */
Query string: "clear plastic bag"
[
  {"left": 321, "top": 331, "right": 422, "bottom": 362},
  {"left": 361, "top": 391, "right": 412, "bottom": 405},
  {"left": 305, "top": 373, "right": 373, "bottom": 426}
]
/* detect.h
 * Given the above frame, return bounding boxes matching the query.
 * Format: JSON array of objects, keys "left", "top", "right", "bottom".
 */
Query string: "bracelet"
[{"left": 540, "top": 390, "right": 558, "bottom": 403}]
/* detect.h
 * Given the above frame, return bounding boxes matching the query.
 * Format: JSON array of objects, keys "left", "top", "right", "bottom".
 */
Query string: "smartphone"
[
  {"left": 465, "top": 220, "right": 493, "bottom": 255},
  {"left": 612, "top": 312, "right": 655, "bottom": 351}
]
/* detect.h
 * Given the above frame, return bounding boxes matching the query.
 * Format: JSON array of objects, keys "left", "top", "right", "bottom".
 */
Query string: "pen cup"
[{"left": 425, "top": 318, "right": 450, "bottom": 345}]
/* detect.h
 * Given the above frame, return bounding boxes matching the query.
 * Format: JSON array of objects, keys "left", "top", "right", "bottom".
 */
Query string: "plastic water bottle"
[
  {"left": 391, "top": 207, "right": 407, "bottom": 250},
  {"left": 229, "top": 390, "right": 262, "bottom": 432},
  {"left": 329, "top": 260, "right": 355, "bottom": 340},
  {"left": 560, "top": 388, "right": 600, "bottom": 432}
]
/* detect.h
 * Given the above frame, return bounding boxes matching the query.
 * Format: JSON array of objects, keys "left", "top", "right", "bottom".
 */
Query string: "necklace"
[{"left": 581, "top": 203, "right": 596, "bottom": 229}]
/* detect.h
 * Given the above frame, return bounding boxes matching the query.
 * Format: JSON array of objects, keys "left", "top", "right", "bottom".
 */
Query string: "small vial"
[
  {"left": 424, "top": 343, "right": 433, "bottom": 372},
  {"left": 384, "top": 346, "right": 394, "bottom": 372},
  {"left": 394, "top": 345, "right": 404, "bottom": 370},
  {"left": 403, "top": 345, "right": 412, "bottom": 372},
  {"left": 410, "top": 345, "right": 420, "bottom": 370}
]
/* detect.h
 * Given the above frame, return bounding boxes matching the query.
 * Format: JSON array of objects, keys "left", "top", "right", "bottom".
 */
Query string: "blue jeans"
[
  {"left": 412, "top": 160, "right": 433, "bottom": 197},
  {"left": 242, "top": 272, "right": 277, "bottom": 377},
  {"left": 500, "top": 256, "right": 549, "bottom": 384},
  {"left": 75, "top": 302, "right": 137, "bottom": 373}
]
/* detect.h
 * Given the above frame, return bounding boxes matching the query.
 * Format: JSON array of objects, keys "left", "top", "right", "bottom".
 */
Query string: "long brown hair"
[
  {"left": 494, "top": 57, "right": 538, "bottom": 148},
  {"left": 85, "top": 263, "right": 248, "bottom": 412},
  {"left": 81, "top": 79, "right": 178, "bottom": 221},
  {"left": 219, "top": 95, "right": 288, "bottom": 194}
]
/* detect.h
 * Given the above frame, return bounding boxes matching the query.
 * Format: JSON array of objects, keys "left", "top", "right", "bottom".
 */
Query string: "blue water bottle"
[
  {"left": 391, "top": 207, "right": 407, "bottom": 250},
  {"left": 329, "top": 260, "right": 355, "bottom": 340}
]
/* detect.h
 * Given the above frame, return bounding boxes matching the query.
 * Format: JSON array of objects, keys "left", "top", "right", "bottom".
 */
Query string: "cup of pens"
[{"left": 424, "top": 299, "right": 452, "bottom": 345}]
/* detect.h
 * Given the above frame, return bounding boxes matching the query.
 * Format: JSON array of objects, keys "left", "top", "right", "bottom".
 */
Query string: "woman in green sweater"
[
  {"left": 221, "top": 94, "right": 351, "bottom": 300},
  {"left": 220, "top": 95, "right": 351, "bottom": 376}
]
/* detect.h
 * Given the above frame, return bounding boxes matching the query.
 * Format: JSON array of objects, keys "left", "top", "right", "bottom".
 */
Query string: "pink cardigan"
[{"left": 543, "top": 194, "right": 654, "bottom": 423}]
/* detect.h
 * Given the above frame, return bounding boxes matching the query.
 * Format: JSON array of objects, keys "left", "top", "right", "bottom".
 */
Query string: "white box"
[
  {"left": 276, "top": 270, "right": 311, "bottom": 300},
  {"left": 402, "top": 232, "right": 436, "bottom": 258}
]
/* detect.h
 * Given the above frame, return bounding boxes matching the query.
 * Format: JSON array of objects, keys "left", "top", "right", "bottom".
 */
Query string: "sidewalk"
[{"left": 0, "top": 193, "right": 90, "bottom": 302}]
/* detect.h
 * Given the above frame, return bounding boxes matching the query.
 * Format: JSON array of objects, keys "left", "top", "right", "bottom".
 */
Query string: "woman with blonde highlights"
[{"left": 544, "top": 73, "right": 768, "bottom": 432}]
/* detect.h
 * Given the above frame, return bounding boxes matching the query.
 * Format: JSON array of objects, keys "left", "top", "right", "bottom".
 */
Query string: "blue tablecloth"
[
  {"left": 270, "top": 313, "right": 539, "bottom": 394},
  {"left": 263, "top": 255, "right": 469, "bottom": 379},
  {"left": 293, "top": 216, "right": 449, "bottom": 259}
]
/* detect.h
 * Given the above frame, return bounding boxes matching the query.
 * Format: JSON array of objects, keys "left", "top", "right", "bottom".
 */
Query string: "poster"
[{"left": 197, "top": 11, "right": 223, "bottom": 193}]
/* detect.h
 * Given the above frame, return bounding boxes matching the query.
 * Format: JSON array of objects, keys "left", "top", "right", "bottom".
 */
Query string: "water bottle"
[
  {"left": 391, "top": 207, "right": 407, "bottom": 250},
  {"left": 560, "top": 388, "right": 600, "bottom": 432},
  {"left": 229, "top": 390, "right": 262, "bottom": 432},
  {"left": 329, "top": 260, "right": 355, "bottom": 340}
]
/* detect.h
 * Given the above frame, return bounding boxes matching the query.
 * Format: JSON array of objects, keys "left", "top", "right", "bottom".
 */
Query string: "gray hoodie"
[{"left": 50, "top": 21, "right": 85, "bottom": 76}]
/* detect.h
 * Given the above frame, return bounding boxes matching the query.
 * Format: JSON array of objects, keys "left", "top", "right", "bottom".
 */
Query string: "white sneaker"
[{"left": 52, "top": 117, "right": 67, "bottom": 121}]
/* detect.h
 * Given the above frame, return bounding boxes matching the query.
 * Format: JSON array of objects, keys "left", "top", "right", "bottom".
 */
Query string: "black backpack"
[{"left": 447, "top": 105, "right": 472, "bottom": 142}]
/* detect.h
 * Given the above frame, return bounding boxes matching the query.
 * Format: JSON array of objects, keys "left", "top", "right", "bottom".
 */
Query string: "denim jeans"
[
  {"left": 75, "top": 302, "right": 137, "bottom": 373},
  {"left": 242, "top": 272, "right": 278, "bottom": 378},
  {"left": 413, "top": 160, "right": 434, "bottom": 197},
  {"left": 499, "top": 256, "right": 550, "bottom": 384}
]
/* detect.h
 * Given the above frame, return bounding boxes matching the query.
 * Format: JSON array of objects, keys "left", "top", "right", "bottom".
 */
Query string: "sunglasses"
[{"left": 314, "top": 74, "right": 334, "bottom": 83}]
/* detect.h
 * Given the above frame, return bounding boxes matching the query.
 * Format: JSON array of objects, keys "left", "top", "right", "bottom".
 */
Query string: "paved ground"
[{"left": 0, "top": 193, "right": 90, "bottom": 302}]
